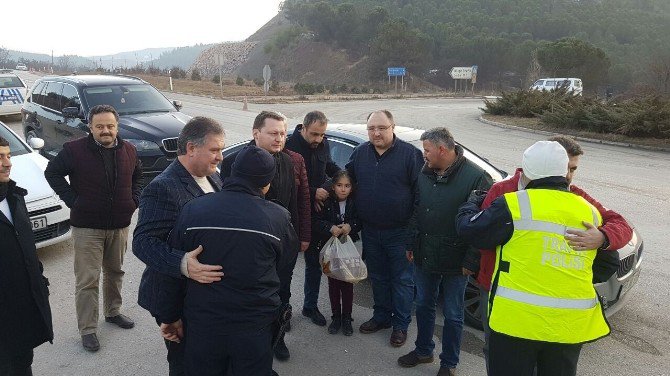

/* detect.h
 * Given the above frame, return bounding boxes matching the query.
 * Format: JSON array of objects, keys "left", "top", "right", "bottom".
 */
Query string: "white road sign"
[{"left": 449, "top": 67, "right": 474, "bottom": 80}]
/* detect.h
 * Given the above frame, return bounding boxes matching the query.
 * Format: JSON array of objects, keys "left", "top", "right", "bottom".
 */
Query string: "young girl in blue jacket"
[{"left": 314, "top": 170, "right": 362, "bottom": 336}]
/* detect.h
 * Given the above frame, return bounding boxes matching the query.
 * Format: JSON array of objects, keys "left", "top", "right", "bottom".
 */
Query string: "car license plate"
[
  {"left": 621, "top": 269, "right": 640, "bottom": 296},
  {"left": 31, "top": 216, "right": 47, "bottom": 231}
]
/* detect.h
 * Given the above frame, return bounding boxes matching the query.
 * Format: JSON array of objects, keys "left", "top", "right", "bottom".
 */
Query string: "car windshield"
[
  {"left": 0, "top": 76, "right": 25, "bottom": 88},
  {"left": 0, "top": 125, "right": 30, "bottom": 156},
  {"left": 82, "top": 84, "right": 175, "bottom": 116}
]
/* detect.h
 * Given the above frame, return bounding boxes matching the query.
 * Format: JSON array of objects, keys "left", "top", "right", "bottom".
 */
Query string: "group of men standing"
[{"left": 0, "top": 101, "right": 632, "bottom": 376}]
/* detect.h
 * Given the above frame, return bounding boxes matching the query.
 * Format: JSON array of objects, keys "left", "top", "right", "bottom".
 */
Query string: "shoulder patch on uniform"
[{"left": 470, "top": 211, "right": 484, "bottom": 222}]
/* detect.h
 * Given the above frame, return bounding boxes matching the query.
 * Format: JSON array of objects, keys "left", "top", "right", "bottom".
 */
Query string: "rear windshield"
[
  {"left": 0, "top": 125, "right": 30, "bottom": 156},
  {"left": 0, "top": 76, "right": 25, "bottom": 89},
  {"left": 83, "top": 84, "right": 175, "bottom": 116}
]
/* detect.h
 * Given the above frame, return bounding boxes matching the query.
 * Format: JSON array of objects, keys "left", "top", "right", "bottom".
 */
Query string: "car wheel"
[{"left": 463, "top": 276, "right": 484, "bottom": 330}]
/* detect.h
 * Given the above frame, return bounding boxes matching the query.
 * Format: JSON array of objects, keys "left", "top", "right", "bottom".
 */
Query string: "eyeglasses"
[{"left": 366, "top": 125, "right": 392, "bottom": 133}]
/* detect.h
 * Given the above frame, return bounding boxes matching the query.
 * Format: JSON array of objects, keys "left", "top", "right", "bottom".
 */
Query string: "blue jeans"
[
  {"left": 361, "top": 227, "right": 414, "bottom": 330},
  {"left": 414, "top": 265, "right": 468, "bottom": 369},
  {"left": 303, "top": 242, "right": 322, "bottom": 310}
]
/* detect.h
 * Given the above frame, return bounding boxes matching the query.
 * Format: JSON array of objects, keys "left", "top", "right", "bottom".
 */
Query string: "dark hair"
[
  {"left": 177, "top": 117, "right": 225, "bottom": 155},
  {"left": 330, "top": 170, "right": 354, "bottom": 195},
  {"left": 253, "top": 110, "right": 287, "bottom": 130},
  {"left": 303, "top": 111, "right": 328, "bottom": 127},
  {"left": 366, "top": 109, "right": 394, "bottom": 124},
  {"left": 88, "top": 104, "right": 119, "bottom": 124},
  {"left": 548, "top": 135, "right": 583, "bottom": 157},
  {"left": 0, "top": 136, "right": 8, "bottom": 147},
  {"left": 420, "top": 127, "right": 455, "bottom": 150}
]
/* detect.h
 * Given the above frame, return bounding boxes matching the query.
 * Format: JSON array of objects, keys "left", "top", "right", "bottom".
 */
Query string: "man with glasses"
[{"left": 345, "top": 110, "right": 424, "bottom": 347}]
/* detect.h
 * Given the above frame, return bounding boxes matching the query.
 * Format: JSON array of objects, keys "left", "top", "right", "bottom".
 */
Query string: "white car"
[
  {"left": 15, "top": 64, "right": 28, "bottom": 71},
  {"left": 530, "top": 77, "right": 583, "bottom": 96},
  {"left": 1, "top": 120, "right": 71, "bottom": 248},
  {"left": 0, "top": 72, "right": 29, "bottom": 116}
]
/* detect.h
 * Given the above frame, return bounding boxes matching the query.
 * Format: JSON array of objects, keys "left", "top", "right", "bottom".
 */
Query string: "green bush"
[
  {"left": 253, "top": 78, "right": 264, "bottom": 86},
  {"left": 482, "top": 89, "right": 578, "bottom": 118},
  {"left": 170, "top": 67, "right": 186, "bottom": 79},
  {"left": 294, "top": 83, "right": 317, "bottom": 95},
  {"left": 236, "top": 76, "right": 244, "bottom": 86},
  {"left": 212, "top": 74, "right": 220, "bottom": 84}
]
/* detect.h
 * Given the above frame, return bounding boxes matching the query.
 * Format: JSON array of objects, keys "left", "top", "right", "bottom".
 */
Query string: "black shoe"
[
  {"left": 274, "top": 335, "right": 290, "bottom": 361},
  {"left": 81, "top": 333, "right": 100, "bottom": 352},
  {"left": 397, "top": 350, "right": 434, "bottom": 367},
  {"left": 302, "top": 307, "right": 327, "bottom": 326},
  {"left": 341, "top": 314, "right": 353, "bottom": 336},
  {"left": 328, "top": 315, "right": 342, "bottom": 334},
  {"left": 359, "top": 318, "right": 391, "bottom": 334},
  {"left": 390, "top": 329, "right": 408, "bottom": 347},
  {"left": 105, "top": 314, "right": 135, "bottom": 329}
]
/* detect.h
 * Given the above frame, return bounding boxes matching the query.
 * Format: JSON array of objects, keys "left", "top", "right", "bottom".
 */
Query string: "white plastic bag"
[{"left": 319, "top": 235, "right": 368, "bottom": 283}]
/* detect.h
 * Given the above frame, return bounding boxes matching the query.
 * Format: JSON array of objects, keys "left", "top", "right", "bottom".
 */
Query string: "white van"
[
  {"left": 0, "top": 72, "right": 29, "bottom": 115},
  {"left": 530, "top": 78, "right": 583, "bottom": 96}
]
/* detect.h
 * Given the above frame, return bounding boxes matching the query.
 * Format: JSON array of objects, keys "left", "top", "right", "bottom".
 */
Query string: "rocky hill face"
[{"left": 189, "top": 42, "right": 257, "bottom": 77}]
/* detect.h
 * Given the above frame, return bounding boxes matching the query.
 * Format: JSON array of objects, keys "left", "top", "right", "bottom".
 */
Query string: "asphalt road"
[{"left": 2, "top": 71, "right": 669, "bottom": 375}]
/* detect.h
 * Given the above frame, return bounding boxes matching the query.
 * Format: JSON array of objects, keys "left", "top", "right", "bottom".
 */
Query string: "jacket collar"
[
  {"left": 86, "top": 133, "right": 123, "bottom": 151},
  {"left": 221, "top": 176, "right": 264, "bottom": 198},
  {"left": 173, "top": 159, "right": 222, "bottom": 197},
  {"left": 526, "top": 176, "right": 570, "bottom": 191},
  {"left": 0, "top": 180, "right": 26, "bottom": 227},
  {"left": 291, "top": 124, "right": 327, "bottom": 151},
  {"left": 421, "top": 145, "right": 465, "bottom": 181}
]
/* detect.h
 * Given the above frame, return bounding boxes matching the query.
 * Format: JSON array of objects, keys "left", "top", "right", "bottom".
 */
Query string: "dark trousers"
[
  {"left": 278, "top": 250, "right": 299, "bottom": 305},
  {"left": 0, "top": 349, "right": 33, "bottom": 376},
  {"left": 156, "top": 319, "right": 185, "bottom": 376},
  {"left": 303, "top": 242, "right": 322, "bottom": 310},
  {"left": 185, "top": 325, "right": 273, "bottom": 376},
  {"left": 481, "top": 286, "right": 491, "bottom": 375},
  {"left": 489, "top": 331, "right": 582, "bottom": 376},
  {"left": 328, "top": 277, "right": 353, "bottom": 316}
]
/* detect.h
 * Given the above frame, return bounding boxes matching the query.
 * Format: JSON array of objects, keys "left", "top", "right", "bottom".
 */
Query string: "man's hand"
[
  {"left": 315, "top": 188, "right": 330, "bottom": 202},
  {"left": 160, "top": 320, "right": 183, "bottom": 343},
  {"left": 313, "top": 200, "right": 325, "bottom": 212},
  {"left": 467, "top": 189, "right": 488, "bottom": 208},
  {"left": 462, "top": 267, "right": 475, "bottom": 276},
  {"left": 406, "top": 250, "right": 414, "bottom": 263},
  {"left": 300, "top": 241, "right": 310, "bottom": 252},
  {"left": 330, "top": 225, "right": 343, "bottom": 237},
  {"left": 186, "top": 245, "right": 224, "bottom": 283},
  {"left": 565, "top": 222, "right": 606, "bottom": 251},
  {"left": 338, "top": 223, "right": 352, "bottom": 237}
]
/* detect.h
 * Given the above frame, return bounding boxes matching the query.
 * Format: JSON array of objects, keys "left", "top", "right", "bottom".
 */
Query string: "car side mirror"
[
  {"left": 29, "top": 137, "right": 45, "bottom": 150},
  {"left": 62, "top": 107, "right": 80, "bottom": 118},
  {"left": 173, "top": 100, "right": 183, "bottom": 110}
]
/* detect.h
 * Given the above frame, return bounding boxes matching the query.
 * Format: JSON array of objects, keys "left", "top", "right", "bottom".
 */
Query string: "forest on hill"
[{"left": 279, "top": 0, "right": 670, "bottom": 92}]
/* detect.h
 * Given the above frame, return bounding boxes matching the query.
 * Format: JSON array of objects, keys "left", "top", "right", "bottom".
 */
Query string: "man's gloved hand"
[{"left": 467, "top": 189, "right": 488, "bottom": 208}]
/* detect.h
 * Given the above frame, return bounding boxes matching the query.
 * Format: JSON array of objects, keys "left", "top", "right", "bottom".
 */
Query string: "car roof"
[{"left": 36, "top": 74, "right": 147, "bottom": 87}]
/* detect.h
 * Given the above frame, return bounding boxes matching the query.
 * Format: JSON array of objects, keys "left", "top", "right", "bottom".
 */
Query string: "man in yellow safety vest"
[{"left": 455, "top": 141, "right": 610, "bottom": 376}]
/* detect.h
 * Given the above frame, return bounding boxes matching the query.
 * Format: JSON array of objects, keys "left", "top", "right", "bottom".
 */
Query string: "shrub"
[
  {"left": 212, "top": 74, "right": 220, "bottom": 84},
  {"left": 170, "top": 67, "right": 186, "bottom": 79},
  {"left": 270, "top": 80, "right": 280, "bottom": 93},
  {"left": 191, "top": 69, "right": 201, "bottom": 81},
  {"left": 236, "top": 76, "right": 244, "bottom": 86},
  {"left": 253, "top": 78, "right": 264, "bottom": 86}
]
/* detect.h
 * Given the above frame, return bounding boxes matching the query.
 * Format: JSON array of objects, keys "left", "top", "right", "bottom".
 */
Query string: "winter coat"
[
  {"left": 0, "top": 181, "right": 53, "bottom": 356},
  {"left": 410, "top": 147, "right": 493, "bottom": 275},
  {"left": 313, "top": 196, "right": 362, "bottom": 250},
  {"left": 44, "top": 134, "right": 142, "bottom": 229},
  {"left": 133, "top": 159, "right": 222, "bottom": 316},
  {"left": 156, "top": 176, "right": 298, "bottom": 334}
]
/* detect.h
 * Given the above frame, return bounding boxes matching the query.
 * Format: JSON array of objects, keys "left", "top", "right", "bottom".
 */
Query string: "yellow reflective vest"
[{"left": 488, "top": 189, "right": 611, "bottom": 344}]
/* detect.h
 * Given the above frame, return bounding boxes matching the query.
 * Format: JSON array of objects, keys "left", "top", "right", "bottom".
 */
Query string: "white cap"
[{"left": 521, "top": 141, "right": 569, "bottom": 181}]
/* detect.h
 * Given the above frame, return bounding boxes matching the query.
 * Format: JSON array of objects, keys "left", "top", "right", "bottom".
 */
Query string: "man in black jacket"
[
  {"left": 158, "top": 145, "right": 298, "bottom": 376},
  {"left": 44, "top": 104, "right": 142, "bottom": 352},
  {"left": 0, "top": 136, "right": 53, "bottom": 375},
  {"left": 285, "top": 110, "right": 341, "bottom": 327}
]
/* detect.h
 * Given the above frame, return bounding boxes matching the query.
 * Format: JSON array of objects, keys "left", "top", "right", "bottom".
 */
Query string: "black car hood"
[{"left": 117, "top": 111, "right": 190, "bottom": 141}]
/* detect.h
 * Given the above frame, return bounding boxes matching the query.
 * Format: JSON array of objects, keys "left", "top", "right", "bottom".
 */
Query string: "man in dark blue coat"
[
  {"left": 133, "top": 116, "right": 225, "bottom": 375},
  {"left": 158, "top": 145, "right": 298, "bottom": 376}
]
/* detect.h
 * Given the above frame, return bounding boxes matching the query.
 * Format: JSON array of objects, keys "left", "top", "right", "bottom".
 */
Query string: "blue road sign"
[{"left": 387, "top": 67, "right": 406, "bottom": 76}]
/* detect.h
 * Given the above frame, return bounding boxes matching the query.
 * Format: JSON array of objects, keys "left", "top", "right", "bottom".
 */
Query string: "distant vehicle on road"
[
  {"left": 0, "top": 120, "right": 71, "bottom": 248},
  {"left": 531, "top": 77, "right": 583, "bottom": 96},
  {"left": 15, "top": 64, "right": 28, "bottom": 71},
  {"left": 21, "top": 74, "right": 190, "bottom": 184},
  {"left": 0, "top": 71, "right": 29, "bottom": 116}
]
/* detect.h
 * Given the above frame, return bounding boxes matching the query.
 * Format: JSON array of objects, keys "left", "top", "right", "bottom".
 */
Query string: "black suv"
[{"left": 21, "top": 75, "right": 189, "bottom": 183}]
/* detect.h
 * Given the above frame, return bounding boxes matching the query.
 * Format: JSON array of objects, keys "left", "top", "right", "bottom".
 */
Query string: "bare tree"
[
  {"left": 0, "top": 46, "right": 9, "bottom": 68},
  {"left": 649, "top": 55, "right": 670, "bottom": 94}
]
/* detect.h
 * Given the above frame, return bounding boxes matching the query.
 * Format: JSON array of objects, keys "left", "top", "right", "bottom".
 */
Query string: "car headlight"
[{"left": 125, "top": 139, "right": 160, "bottom": 151}]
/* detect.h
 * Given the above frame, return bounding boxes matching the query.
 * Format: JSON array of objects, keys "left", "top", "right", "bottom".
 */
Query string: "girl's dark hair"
[{"left": 330, "top": 170, "right": 354, "bottom": 195}]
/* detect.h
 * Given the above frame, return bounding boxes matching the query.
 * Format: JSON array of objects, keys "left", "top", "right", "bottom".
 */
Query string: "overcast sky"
[{"left": 4, "top": 0, "right": 284, "bottom": 57}]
